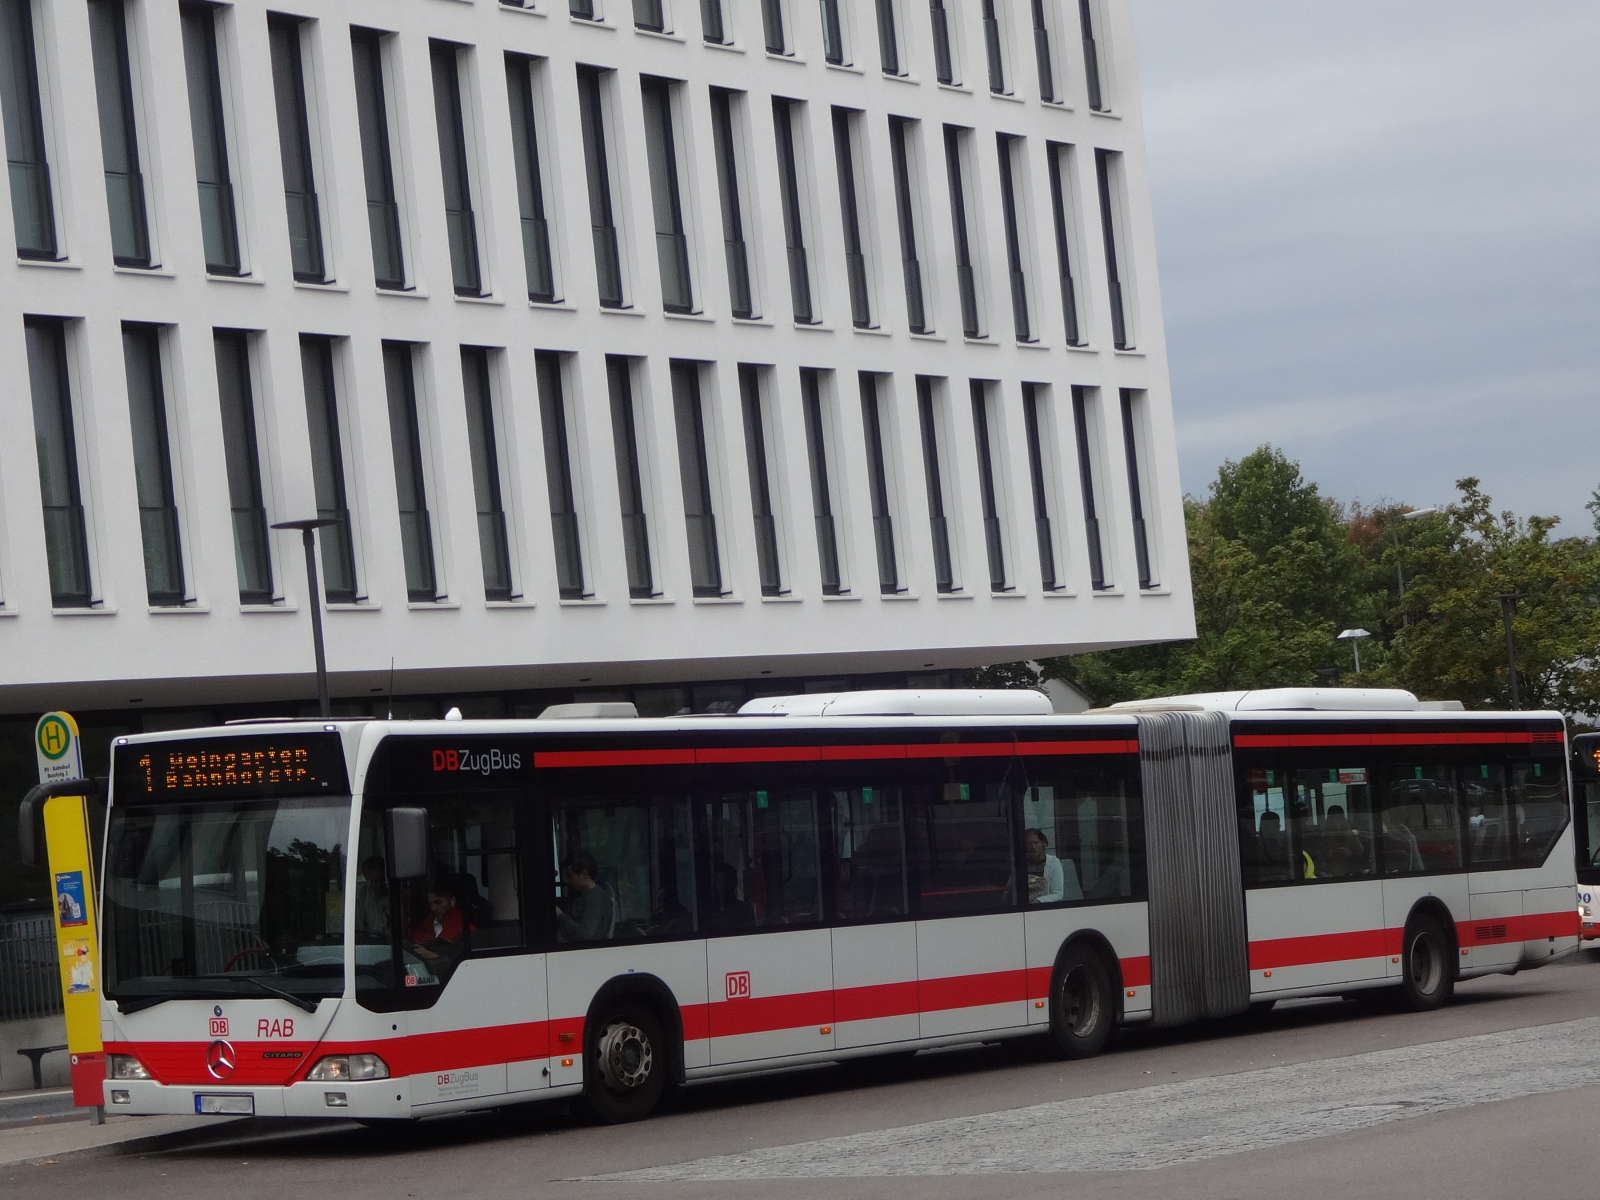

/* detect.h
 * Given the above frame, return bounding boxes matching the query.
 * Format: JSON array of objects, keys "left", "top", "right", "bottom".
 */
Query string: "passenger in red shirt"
[{"left": 408, "top": 887, "right": 471, "bottom": 959}]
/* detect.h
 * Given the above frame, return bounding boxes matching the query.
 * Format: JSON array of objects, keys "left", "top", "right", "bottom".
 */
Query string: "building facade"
[{"left": 0, "top": 0, "right": 1191, "bottom": 723}]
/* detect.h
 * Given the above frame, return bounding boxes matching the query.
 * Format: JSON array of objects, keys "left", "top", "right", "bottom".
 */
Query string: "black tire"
[
  {"left": 583, "top": 1001, "right": 668, "bottom": 1124},
  {"left": 1400, "top": 913, "right": 1455, "bottom": 1011},
  {"left": 1046, "top": 943, "right": 1116, "bottom": 1060}
]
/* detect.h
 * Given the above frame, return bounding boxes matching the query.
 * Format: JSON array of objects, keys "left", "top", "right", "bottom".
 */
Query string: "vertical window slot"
[
  {"left": 832, "top": 108, "right": 872, "bottom": 330},
  {"left": 382, "top": 342, "right": 438, "bottom": 602},
  {"left": 431, "top": 42, "right": 483, "bottom": 297},
  {"left": 1022, "top": 382, "right": 1059, "bottom": 591},
  {"left": 1095, "top": 147, "right": 1130, "bottom": 349},
  {"left": 738, "top": 364, "right": 783, "bottom": 597},
  {"left": 943, "top": 125, "right": 981, "bottom": 338},
  {"left": 122, "top": 324, "right": 185, "bottom": 605},
  {"left": 800, "top": 368, "right": 842, "bottom": 595},
  {"left": 1047, "top": 142, "right": 1083, "bottom": 345},
  {"left": 578, "top": 66, "right": 624, "bottom": 308},
  {"left": 916, "top": 376, "right": 955, "bottom": 594},
  {"left": 970, "top": 380, "right": 1008, "bottom": 592},
  {"left": 26, "top": 319, "right": 91, "bottom": 605},
  {"left": 181, "top": 3, "right": 241, "bottom": 274},
  {"left": 299, "top": 336, "right": 358, "bottom": 603},
  {"left": 607, "top": 356, "right": 655, "bottom": 598},
  {"left": 642, "top": 77, "right": 693, "bottom": 314},
  {"left": 860, "top": 373, "right": 900, "bottom": 595},
  {"left": 507, "top": 56, "right": 556, "bottom": 303},
  {"left": 462, "top": 347, "right": 512, "bottom": 601},
  {"left": 773, "top": 98, "right": 813, "bottom": 324},
  {"left": 1072, "top": 384, "right": 1107, "bottom": 590},
  {"left": 889, "top": 117, "right": 927, "bottom": 334},
  {"left": 534, "top": 351, "right": 587, "bottom": 599},
  {"left": 1120, "top": 388, "right": 1154, "bottom": 589},
  {"left": 89, "top": 0, "right": 150, "bottom": 267},
  {"left": 710, "top": 88, "right": 754, "bottom": 319},
  {"left": 671, "top": 361, "right": 723, "bottom": 597},
  {"left": 996, "top": 133, "right": 1031, "bottom": 343},
  {"left": 214, "top": 330, "right": 274, "bottom": 603},
  {"left": 351, "top": 29, "right": 405, "bottom": 289}
]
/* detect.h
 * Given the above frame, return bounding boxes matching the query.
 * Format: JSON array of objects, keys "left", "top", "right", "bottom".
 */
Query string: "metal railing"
[
  {"left": 10, "top": 159, "right": 57, "bottom": 258},
  {"left": 0, "top": 916, "right": 62, "bottom": 1021},
  {"left": 956, "top": 263, "right": 979, "bottom": 338},
  {"left": 284, "top": 187, "right": 324, "bottom": 281}
]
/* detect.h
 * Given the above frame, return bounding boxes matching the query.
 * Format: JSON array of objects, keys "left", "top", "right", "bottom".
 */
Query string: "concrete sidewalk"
[{"left": 0, "top": 1104, "right": 247, "bottom": 1169}]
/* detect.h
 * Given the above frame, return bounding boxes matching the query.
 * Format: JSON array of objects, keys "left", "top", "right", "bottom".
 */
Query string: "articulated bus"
[{"left": 69, "top": 687, "right": 1577, "bottom": 1124}]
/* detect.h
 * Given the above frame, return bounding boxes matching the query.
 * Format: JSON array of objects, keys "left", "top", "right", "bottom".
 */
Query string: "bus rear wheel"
[
  {"left": 583, "top": 1001, "right": 667, "bottom": 1124},
  {"left": 1047, "top": 944, "right": 1115, "bottom": 1060},
  {"left": 1400, "top": 913, "right": 1454, "bottom": 1012}
]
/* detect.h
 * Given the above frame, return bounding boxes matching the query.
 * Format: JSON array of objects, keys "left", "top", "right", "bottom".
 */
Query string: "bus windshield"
[{"left": 102, "top": 796, "right": 350, "bottom": 1005}]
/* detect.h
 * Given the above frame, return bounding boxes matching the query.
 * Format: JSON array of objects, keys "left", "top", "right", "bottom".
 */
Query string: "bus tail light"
[
  {"left": 307, "top": 1053, "right": 390, "bottom": 1081},
  {"left": 108, "top": 1055, "right": 151, "bottom": 1080}
]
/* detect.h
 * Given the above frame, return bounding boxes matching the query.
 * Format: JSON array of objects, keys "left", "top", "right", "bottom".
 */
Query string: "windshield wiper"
[
  {"left": 116, "top": 993, "right": 182, "bottom": 1014},
  {"left": 188, "top": 975, "right": 321, "bottom": 1014}
]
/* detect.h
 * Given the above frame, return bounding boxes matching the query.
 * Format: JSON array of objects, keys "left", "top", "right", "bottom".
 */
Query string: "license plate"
[{"left": 194, "top": 1094, "right": 254, "bottom": 1115}]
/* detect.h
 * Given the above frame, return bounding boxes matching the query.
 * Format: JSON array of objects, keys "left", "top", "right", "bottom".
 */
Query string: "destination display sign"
[{"left": 114, "top": 733, "right": 349, "bottom": 801}]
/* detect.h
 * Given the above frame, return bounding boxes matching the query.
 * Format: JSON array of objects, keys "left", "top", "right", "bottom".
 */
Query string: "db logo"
[
  {"left": 725, "top": 971, "right": 751, "bottom": 1001},
  {"left": 209, "top": 1017, "right": 228, "bottom": 1037}
]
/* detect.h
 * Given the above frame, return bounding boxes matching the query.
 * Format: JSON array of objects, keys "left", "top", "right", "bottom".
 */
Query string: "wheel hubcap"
[
  {"left": 596, "top": 1021, "right": 653, "bottom": 1093},
  {"left": 1061, "top": 966, "right": 1100, "bottom": 1035},
  {"left": 1410, "top": 931, "right": 1442, "bottom": 993}
]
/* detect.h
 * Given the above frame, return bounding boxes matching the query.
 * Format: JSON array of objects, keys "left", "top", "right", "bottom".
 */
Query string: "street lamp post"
[
  {"left": 271, "top": 518, "right": 340, "bottom": 719},
  {"left": 1495, "top": 592, "right": 1523, "bottom": 710},
  {"left": 1391, "top": 506, "right": 1438, "bottom": 616},
  {"left": 1337, "top": 628, "right": 1371, "bottom": 674}
]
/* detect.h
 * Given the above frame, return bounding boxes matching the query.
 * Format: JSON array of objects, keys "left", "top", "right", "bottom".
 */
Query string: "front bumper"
[{"left": 105, "top": 1076, "right": 412, "bottom": 1119}]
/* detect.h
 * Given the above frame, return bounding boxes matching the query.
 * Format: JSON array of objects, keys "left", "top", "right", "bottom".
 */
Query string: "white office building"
[{"left": 0, "top": 0, "right": 1192, "bottom": 721}]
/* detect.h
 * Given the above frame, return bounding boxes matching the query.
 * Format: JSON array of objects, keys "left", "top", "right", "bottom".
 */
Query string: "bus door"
[
  {"left": 1377, "top": 763, "right": 1469, "bottom": 978},
  {"left": 699, "top": 780, "right": 833, "bottom": 1065},
  {"left": 905, "top": 735, "right": 1028, "bottom": 1039},
  {"left": 1243, "top": 764, "right": 1387, "bottom": 993},
  {"left": 827, "top": 778, "right": 918, "bottom": 1050}
]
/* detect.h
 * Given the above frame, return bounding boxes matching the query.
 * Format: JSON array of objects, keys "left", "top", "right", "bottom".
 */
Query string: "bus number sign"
[{"left": 725, "top": 971, "right": 751, "bottom": 1001}]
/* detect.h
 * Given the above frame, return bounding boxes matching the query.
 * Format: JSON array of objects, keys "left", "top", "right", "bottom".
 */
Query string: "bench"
[{"left": 17, "top": 1044, "right": 68, "bottom": 1091}]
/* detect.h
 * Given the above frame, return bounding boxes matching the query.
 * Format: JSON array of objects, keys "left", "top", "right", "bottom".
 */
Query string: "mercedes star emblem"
[{"left": 205, "top": 1039, "right": 237, "bottom": 1080}]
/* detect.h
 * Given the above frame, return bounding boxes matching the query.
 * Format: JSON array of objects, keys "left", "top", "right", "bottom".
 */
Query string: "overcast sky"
[{"left": 1131, "top": 1, "right": 1600, "bottom": 532}]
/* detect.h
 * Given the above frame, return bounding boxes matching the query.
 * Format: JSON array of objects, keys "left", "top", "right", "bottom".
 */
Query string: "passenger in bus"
[
  {"left": 556, "top": 851, "right": 614, "bottom": 942},
  {"left": 1025, "top": 828, "right": 1083, "bottom": 904},
  {"left": 1257, "top": 810, "right": 1289, "bottom": 877},
  {"left": 355, "top": 855, "right": 390, "bottom": 937},
  {"left": 712, "top": 862, "right": 757, "bottom": 928},
  {"left": 1381, "top": 813, "right": 1425, "bottom": 873},
  {"left": 1317, "top": 806, "right": 1366, "bottom": 877},
  {"left": 407, "top": 886, "right": 472, "bottom": 965}
]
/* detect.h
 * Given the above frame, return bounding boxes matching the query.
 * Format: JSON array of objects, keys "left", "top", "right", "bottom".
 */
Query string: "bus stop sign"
[{"left": 35, "top": 711, "right": 83, "bottom": 784}]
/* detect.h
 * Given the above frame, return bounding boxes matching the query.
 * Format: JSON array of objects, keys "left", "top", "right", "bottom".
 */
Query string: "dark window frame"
[
  {"left": 351, "top": 28, "right": 405, "bottom": 289},
  {"left": 26, "top": 317, "right": 91, "bottom": 606},
  {"left": 578, "top": 65, "right": 624, "bottom": 308},
  {"left": 2, "top": 0, "right": 58, "bottom": 259},
  {"left": 1072, "top": 384, "right": 1107, "bottom": 590},
  {"left": 1022, "top": 382, "right": 1059, "bottom": 591},
  {"left": 670, "top": 361, "right": 724, "bottom": 598},
  {"left": 915, "top": 376, "right": 955, "bottom": 595},
  {"left": 122, "top": 323, "right": 186, "bottom": 606},
  {"left": 89, "top": 0, "right": 150, "bottom": 267},
  {"left": 773, "top": 97, "right": 813, "bottom": 324},
  {"left": 710, "top": 88, "right": 754, "bottom": 319},
  {"left": 214, "top": 329, "right": 275, "bottom": 604},
  {"left": 860, "top": 373, "right": 901, "bottom": 595},
  {"left": 180, "top": 2, "right": 242, "bottom": 275},
  {"left": 461, "top": 346, "right": 514, "bottom": 602},
  {"left": 1119, "top": 388, "right": 1153, "bottom": 589},
  {"left": 1046, "top": 142, "right": 1083, "bottom": 346},
  {"left": 738, "top": 364, "right": 783, "bottom": 597},
  {"left": 607, "top": 356, "right": 656, "bottom": 598},
  {"left": 506, "top": 54, "right": 556, "bottom": 303},
  {"left": 970, "top": 380, "right": 1009, "bottom": 592},
  {"left": 641, "top": 76, "right": 693, "bottom": 314},
  {"left": 801, "top": 368, "right": 843, "bottom": 595},
  {"left": 889, "top": 117, "right": 927, "bottom": 334},
  {"left": 268, "top": 16, "right": 325, "bottom": 282},
  {"left": 299, "top": 335, "right": 359, "bottom": 604},
  {"left": 430, "top": 41, "right": 483, "bottom": 297},
  {"left": 535, "top": 351, "right": 587, "bottom": 599},
  {"left": 996, "top": 132, "right": 1031, "bottom": 343},
  {"left": 832, "top": 107, "right": 872, "bottom": 330},
  {"left": 382, "top": 341, "right": 439, "bottom": 603}
]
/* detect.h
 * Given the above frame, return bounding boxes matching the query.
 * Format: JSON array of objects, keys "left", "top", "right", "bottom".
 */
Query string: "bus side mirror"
[{"left": 386, "top": 807, "right": 429, "bottom": 880}]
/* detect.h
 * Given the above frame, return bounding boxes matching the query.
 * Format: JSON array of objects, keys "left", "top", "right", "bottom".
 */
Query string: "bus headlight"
[
  {"left": 307, "top": 1053, "right": 389, "bottom": 1081},
  {"left": 108, "top": 1055, "right": 151, "bottom": 1080}
]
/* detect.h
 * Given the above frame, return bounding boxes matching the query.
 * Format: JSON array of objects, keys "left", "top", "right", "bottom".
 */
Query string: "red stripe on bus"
[
  {"left": 1233, "top": 731, "right": 1554, "bottom": 749},
  {"left": 1017, "top": 740, "right": 1141, "bottom": 756},
  {"left": 1248, "top": 928, "right": 1391, "bottom": 970},
  {"left": 694, "top": 745, "right": 823, "bottom": 764},
  {"left": 832, "top": 980, "right": 921, "bottom": 1023},
  {"left": 533, "top": 741, "right": 1142, "bottom": 768},
  {"left": 532, "top": 748, "right": 696, "bottom": 768},
  {"left": 706, "top": 989, "right": 834, "bottom": 1037},
  {"left": 1523, "top": 909, "right": 1581, "bottom": 939}
]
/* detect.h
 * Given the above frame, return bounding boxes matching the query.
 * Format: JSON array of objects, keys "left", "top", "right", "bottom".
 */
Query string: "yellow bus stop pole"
[{"left": 36, "top": 712, "right": 105, "bottom": 1122}]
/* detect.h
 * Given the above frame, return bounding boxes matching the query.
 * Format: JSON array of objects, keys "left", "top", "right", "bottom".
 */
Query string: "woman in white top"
[{"left": 1025, "top": 828, "right": 1083, "bottom": 904}]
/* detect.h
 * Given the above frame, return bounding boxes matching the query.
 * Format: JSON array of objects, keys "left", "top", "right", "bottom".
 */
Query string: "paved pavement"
[{"left": 3, "top": 949, "right": 1597, "bottom": 1199}]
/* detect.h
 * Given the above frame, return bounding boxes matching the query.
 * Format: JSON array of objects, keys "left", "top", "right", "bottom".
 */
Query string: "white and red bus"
[
  {"left": 73, "top": 687, "right": 1576, "bottom": 1123},
  {"left": 1571, "top": 732, "right": 1600, "bottom": 940}
]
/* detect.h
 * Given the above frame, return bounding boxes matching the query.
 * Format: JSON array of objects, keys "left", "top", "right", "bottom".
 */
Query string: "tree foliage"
[{"left": 1043, "top": 448, "right": 1600, "bottom": 719}]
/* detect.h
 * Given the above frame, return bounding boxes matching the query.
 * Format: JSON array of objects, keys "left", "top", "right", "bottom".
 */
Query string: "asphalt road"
[{"left": 9, "top": 950, "right": 1600, "bottom": 1200}]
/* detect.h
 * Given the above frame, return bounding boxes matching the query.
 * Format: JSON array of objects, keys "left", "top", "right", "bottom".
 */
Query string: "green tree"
[
  {"left": 1046, "top": 446, "right": 1360, "bottom": 705},
  {"left": 1375, "top": 478, "right": 1600, "bottom": 712}
]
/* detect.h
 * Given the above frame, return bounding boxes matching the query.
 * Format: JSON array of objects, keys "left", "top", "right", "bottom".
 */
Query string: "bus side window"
[
  {"left": 1512, "top": 760, "right": 1568, "bottom": 865},
  {"left": 830, "top": 785, "right": 909, "bottom": 921},
  {"left": 1379, "top": 765, "right": 1460, "bottom": 875},
  {"left": 702, "top": 789, "right": 823, "bottom": 929},
  {"left": 907, "top": 777, "right": 1017, "bottom": 915},
  {"left": 1290, "top": 767, "right": 1376, "bottom": 881},
  {"left": 1462, "top": 763, "right": 1513, "bottom": 867},
  {"left": 552, "top": 796, "right": 698, "bottom": 942},
  {"left": 1021, "top": 760, "right": 1136, "bottom": 903},
  {"left": 1241, "top": 769, "right": 1295, "bottom": 884}
]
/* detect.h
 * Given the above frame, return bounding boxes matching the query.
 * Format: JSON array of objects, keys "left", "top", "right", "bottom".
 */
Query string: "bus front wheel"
[
  {"left": 584, "top": 1001, "right": 668, "bottom": 1124},
  {"left": 1400, "top": 913, "right": 1455, "bottom": 1012},
  {"left": 1047, "top": 944, "right": 1115, "bottom": 1060}
]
